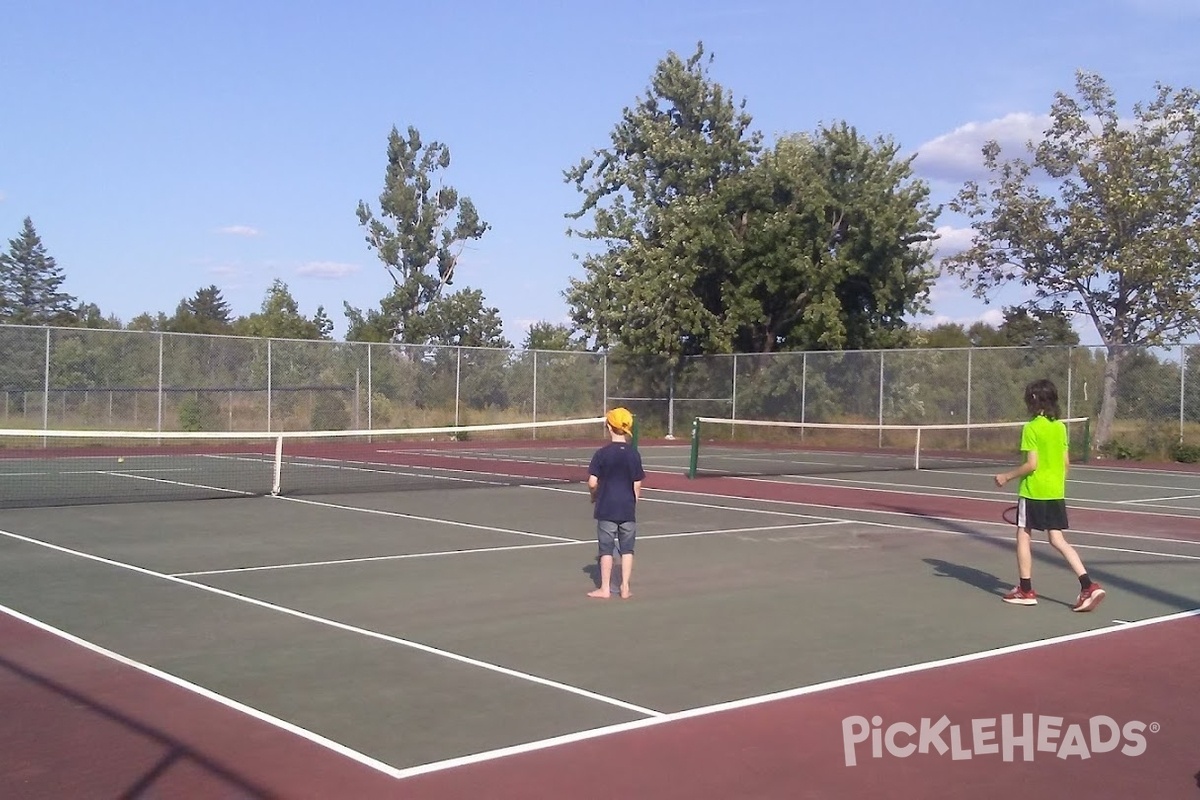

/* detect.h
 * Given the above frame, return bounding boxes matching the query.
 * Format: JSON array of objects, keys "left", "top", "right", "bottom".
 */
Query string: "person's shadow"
[
  {"left": 923, "top": 558, "right": 1072, "bottom": 608},
  {"left": 582, "top": 557, "right": 622, "bottom": 595}
]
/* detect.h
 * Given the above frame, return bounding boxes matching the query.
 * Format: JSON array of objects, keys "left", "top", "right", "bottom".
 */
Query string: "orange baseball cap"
[{"left": 605, "top": 407, "right": 633, "bottom": 435}]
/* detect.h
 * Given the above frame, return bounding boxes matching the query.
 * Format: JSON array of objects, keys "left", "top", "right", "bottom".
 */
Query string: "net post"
[
  {"left": 1082, "top": 418, "right": 1092, "bottom": 464},
  {"left": 914, "top": 426, "right": 922, "bottom": 470},
  {"left": 687, "top": 417, "right": 701, "bottom": 479},
  {"left": 631, "top": 414, "right": 640, "bottom": 449},
  {"left": 272, "top": 435, "right": 284, "bottom": 495}
]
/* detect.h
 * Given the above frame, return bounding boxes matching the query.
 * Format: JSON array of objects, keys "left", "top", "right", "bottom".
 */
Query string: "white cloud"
[
  {"left": 296, "top": 261, "right": 359, "bottom": 279},
  {"left": 931, "top": 225, "right": 975, "bottom": 260},
  {"left": 914, "top": 113, "right": 1053, "bottom": 183},
  {"left": 921, "top": 307, "right": 1006, "bottom": 329},
  {"left": 217, "top": 225, "right": 261, "bottom": 237}
]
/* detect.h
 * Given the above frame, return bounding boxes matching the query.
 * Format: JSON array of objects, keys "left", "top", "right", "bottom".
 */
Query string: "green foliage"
[
  {"left": 350, "top": 125, "right": 490, "bottom": 343},
  {"left": 563, "top": 44, "right": 938, "bottom": 358},
  {"left": 233, "top": 280, "right": 331, "bottom": 340},
  {"left": 310, "top": 392, "right": 350, "bottom": 430},
  {"left": 1170, "top": 441, "right": 1200, "bottom": 463},
  {"left": 178, "top": 393, "right": 221, "bottom": 431},
  {"left": 0, "top": 217, "right": 78, "bottom": 325},
  {"left": 165, "top": 286, "right": 233, "bottom": 334},
  {"left": 523, "top": 322, "right": 586, "bottom": 351},
  {"left": 407, "top": 288, "right": 510, "bottom": 348},
  {"left": 945, "top": 71, "right": 1200, "bottom": 445}
]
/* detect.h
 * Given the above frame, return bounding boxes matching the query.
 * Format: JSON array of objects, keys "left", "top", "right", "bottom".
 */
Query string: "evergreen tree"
[{"left": 0, "top": 217, "right": 78, "bottom": 325}]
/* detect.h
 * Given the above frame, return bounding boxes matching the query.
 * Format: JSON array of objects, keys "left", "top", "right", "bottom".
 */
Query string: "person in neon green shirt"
[{"left": 994, "top": 379, "right": 1106, "bottom": 612}]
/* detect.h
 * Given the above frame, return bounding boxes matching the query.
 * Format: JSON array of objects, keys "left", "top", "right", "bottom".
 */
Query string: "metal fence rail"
[{"left": 1, "top": 324, "right": 1196, "bottom": 457}]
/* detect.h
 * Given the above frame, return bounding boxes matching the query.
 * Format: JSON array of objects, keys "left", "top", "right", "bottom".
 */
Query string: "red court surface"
[
  {"left": 3, "top": 606, "right": 1197, "bottom": 799},
  {"left": 0, "top": 611, "right": 402, "bottom": 799}
]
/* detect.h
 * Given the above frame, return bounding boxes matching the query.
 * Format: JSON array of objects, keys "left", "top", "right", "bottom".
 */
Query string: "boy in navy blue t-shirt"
[{"left": 587, "top": 407, "right": 645, "bottom": 599}]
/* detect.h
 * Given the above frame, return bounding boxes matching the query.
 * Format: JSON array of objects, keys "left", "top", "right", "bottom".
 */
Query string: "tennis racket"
[{"left": 1002, "top": 504, "right": 1018, "bottom": 525}]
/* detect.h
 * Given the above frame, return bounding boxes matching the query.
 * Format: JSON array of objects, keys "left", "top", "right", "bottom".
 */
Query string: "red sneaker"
[
  {"left": 1073, "top": 584, "right": 1106, "bottom": 612},
  {"left": 1003, "top": 587, "right": 1038, "bottom": 606}
]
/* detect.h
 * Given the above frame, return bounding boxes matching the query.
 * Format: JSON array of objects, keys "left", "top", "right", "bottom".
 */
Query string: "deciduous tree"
[
  {"left": 944, "top": 71, "right": 1200, "bottom": 445},
  {"left": 348, "top": 125, "right": 490, "bottom": 343}
]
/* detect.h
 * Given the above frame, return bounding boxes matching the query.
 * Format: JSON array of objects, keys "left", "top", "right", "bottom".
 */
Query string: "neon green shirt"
[{"left": 1019, "top": 414, "right": 1068, "bottom": 500}]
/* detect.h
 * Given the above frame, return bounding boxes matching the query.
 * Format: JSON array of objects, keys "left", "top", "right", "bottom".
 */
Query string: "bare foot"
[
  {"left": 620, "top": 587, "right": 632, "bottom": 599},
  {"left": 587, "top": 588, "right": 611, "bottom": 599}
]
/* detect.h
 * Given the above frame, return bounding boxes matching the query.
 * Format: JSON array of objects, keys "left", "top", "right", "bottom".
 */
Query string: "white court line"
[
  {"left": 275, "top": 495, "right": 578, "bottom": 543},
  {"left": 101, "top": 471, "right": 256, "bottom": 496},
  {"left": 0, "top": 526, "right": 661, "bottom": 719},
  {"left": 724, "top": 472, "right": 1200, "bottom": 522},
  {"left": 171, "top": 540, "right": 583, "bottom": 577},
  {"left": 0, "top": 602, "right": 406, "bottom": 780},
  {"left": 172, "top": 522, "right": 847, "bottom": 578},
  {"left": 538, "top": 483, "right": 1200, "bottom": 549},
  {"left": 569, "top": 483, "right": 1200, "bottom": 559},
  {"left": 1119, "top": 493, "right": 1200, "bottom": 505},
  {"left": 531, "top": 484, "right": 847, "bottom": 524},
  {"left": 389, "top": 607, "right": 1200, "bottom": 780}
]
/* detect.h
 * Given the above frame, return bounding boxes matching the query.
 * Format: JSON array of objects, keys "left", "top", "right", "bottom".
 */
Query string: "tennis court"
[{"left": 1, "top": 418, "right": 1198, "bottom": 798}]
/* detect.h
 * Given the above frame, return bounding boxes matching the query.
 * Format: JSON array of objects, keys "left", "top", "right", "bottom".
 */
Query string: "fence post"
[
  {"left": 731, "top": 354, "right": 738, "bottom": 421},
  {"left": 877, "top": 351, "right": 884, "bottom": 446},
  {"left": 532, "top": 350, "right": 538, "bottom": 437},
  {"left": 1181, "top": 345, "right": 1187, "bottom": 443},
  {"left": 801, "top": 352, "right": 808, "bottom": 440},
  {"left": 602, "top": 352, "right": 608, "bottom": 415},
  {"left": 1067, "top": 346, "right": 1074, "bottom": 419},
  {"left": 157, "top": 332, "right": 164, "bottom": 436},
  {"left": 267, "top": 338, "right": 273, "bottom": 431},
  {"left": 966, "top": 348, "right": 973, "bottom": 449},
  {"left": 42, "top": 327, "right": 50, "bottom": 442},
  {"left": 42, "top": 327, "right": 50, "bottom": 428},
  {"left": 455, "top": 346, "right": 462, "bottom": 427},
  {"left": 367, "top": 344, "right": 373, "bottom": 431},
  {"left": 667, "top": 365, "right": 676, "bottom": 439}
]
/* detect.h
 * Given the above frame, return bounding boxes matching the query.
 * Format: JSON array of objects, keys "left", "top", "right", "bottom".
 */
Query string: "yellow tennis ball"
[{"left": 118, "top": 457, "right": 124, "bottom": 463}]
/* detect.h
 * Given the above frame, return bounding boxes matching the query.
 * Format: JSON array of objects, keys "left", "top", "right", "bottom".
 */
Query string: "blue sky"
[{"left": 2, "top": 0, "right": 1198, "bottom": 345}]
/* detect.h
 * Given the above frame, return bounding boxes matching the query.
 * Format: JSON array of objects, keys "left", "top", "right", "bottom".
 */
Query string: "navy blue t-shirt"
[{"left": 588, "top": 442, "right": 645, "bottom": 522}]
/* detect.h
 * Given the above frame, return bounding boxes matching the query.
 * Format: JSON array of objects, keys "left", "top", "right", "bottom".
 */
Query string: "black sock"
[
  {"left": 1079, "top": 573, "right": 1091, "bottom": 590},
  {"left": 1020, "top": 578, "right": 1032, "bottom": 592}
]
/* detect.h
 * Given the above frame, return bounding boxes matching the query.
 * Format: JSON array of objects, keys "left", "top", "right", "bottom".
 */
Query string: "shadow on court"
[
  {"left": 891, "top": 505, "right": 1200, "bottom": 613},
  {"left": 0, "top": 655, "right": 271, "bottom": 798},
  {"left": 581, "top": 557, "right": 625, "bottom": 594},
  {"left": 922, "top": 558, "right": 1075, "bottom": 609}
]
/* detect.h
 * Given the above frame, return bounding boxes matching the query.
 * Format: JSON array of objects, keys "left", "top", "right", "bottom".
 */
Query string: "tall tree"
[
  {"left": 348, "top": 125, "right": 490, "bottom": 342},
  {"left": 233, "top": 279, "right": 332, "bottom": 340},
  {"left": 944, "top": 71, "right": 1200, "bottom": 445},
  {"left": 0, "top": 217, "right": 78, "bottom": 325},
  {"left": 563, "top": 44, "right": 937, "bottom": 357},
  {"left": 523, "top": 321, "right": 586, "bottom": 351},
  {"left": 564, "top": 43, "right": 760, "bottom": 357},
  {"left": 996, "top": 307, "right": 1080, "bottom": 347},
  {"left": 721, "top": 127, "right": 938, "bottom": 352},
  {"left": 408, "top": 288, "right": 510, "bottom": 348},
  {"left": 162, "top": 285, "right": 234, "bottom": 335}
]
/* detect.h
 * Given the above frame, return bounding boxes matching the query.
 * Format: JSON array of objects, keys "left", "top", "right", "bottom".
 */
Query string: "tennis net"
[
  {"left": 0, "top": 417, "right": 618, "bottom": 509},
  {"left": 686, "top": 416, "right": 1091, "bottom": 479}
]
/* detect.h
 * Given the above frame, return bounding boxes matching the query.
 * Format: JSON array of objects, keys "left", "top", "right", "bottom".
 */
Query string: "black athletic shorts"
[{"left": 1016, "top": 497, "right": 1069, "bottom": 532}]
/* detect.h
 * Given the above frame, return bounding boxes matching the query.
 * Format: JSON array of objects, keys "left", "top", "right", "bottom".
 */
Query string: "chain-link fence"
[{"left": 2, "top": 324, "right": 1197, "bottom": 459}]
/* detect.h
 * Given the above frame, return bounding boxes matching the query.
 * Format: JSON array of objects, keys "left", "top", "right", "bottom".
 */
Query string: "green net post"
[
  {"left": 687, "top": 417, "right": 701, "bottom": 479},
  {"left": 1081, "top": 418, "right": 1092, "bottom": 463},
  {"left": 631, "top": 414, "right": 640, "bottom": 449}
]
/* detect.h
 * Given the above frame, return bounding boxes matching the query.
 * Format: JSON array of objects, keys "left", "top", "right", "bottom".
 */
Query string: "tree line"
[{"left": 4, "top": 42, "right": 1199, "bottom": 446}]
